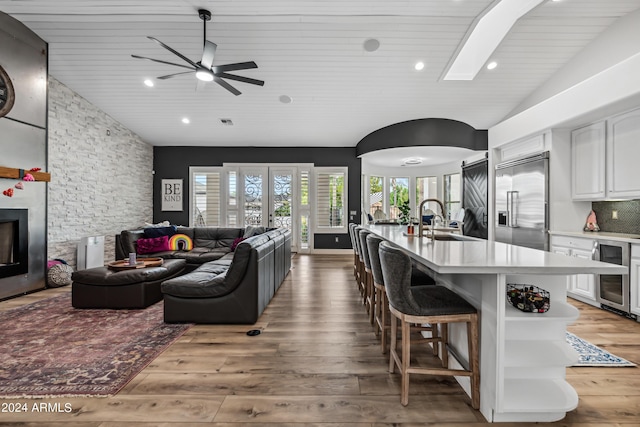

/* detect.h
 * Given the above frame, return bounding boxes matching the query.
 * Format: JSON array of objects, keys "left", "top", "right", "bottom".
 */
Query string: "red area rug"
[{"left": 0, "top": 294, "right": 191, "bottom": 397}]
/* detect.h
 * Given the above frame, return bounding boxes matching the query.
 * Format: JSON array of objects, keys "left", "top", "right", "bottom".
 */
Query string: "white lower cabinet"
[
  {"left": 630, "top": 245, "right": 640, "bottom": 317},
  {"left": 550, "top": 236, "right": 597, "bottom": 306}
]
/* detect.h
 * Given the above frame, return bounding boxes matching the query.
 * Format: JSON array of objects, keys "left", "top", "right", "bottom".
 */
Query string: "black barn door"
[{"left": 462, "top": 158, "right": 488, "bottom": 239}]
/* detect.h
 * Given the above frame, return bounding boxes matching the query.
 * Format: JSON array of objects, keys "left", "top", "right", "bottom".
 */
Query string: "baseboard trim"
[{"left": 312, "top": 249, "right": 352, "bottom": 255}]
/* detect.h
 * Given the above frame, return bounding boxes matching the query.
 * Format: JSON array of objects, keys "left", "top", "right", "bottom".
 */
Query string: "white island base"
[{"left": 439, "top": 272, "right": 579, "bottom": 423}]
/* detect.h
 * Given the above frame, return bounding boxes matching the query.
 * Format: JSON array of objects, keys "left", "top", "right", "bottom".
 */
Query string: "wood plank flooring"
[{"left": 1, "top": 254, "right": 639, "bottom": 425}]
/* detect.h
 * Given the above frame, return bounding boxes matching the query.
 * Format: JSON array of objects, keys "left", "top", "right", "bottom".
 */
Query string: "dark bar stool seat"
[{"left": 379, "top": 241, "right": 480, "bottom": 409}]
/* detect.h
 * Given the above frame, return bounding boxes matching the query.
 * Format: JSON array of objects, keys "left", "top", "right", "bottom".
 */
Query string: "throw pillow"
[
  {"left": 136, "top": 235, "right": 171, "bottom": 254},
  {"left": 168, "top": 233, "right": 193, "bottom": 251},
  {"left": 231, "top": 237, "right": 246, "bottom": 251},
  {"left": 143, "top": 225, "right": 178, "bottom": 239},
  {"left": 47, "top": 263, "right": 74, "bottom": 288}
]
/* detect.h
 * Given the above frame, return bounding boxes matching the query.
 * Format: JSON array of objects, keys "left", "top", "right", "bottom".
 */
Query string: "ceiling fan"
[{"left": 132, "top": 9, "right": 264, "bottom": 96}]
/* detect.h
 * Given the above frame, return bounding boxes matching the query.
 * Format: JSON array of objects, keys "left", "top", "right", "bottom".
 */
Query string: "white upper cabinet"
[
  {"left": 571, "top": 107, "right": 640, "bottom": 200},
  {"left": 606, "top": 108, "right": 640, "bottom": 199},
  {"left": 571, "top": 122, "right": 606, "bottom": 200}
]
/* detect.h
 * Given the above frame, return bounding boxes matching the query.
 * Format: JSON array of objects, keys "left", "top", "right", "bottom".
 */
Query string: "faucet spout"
[{"left": 418, "top": 198, "right": 445, "bottom": 239}]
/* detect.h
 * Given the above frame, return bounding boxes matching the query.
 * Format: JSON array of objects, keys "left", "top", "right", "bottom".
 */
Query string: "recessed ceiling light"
[
  {"left": 279, "top": 95, "right": 293, "bottom": 104},
  {"left": 487, "top": 61, "right": 498, "bottom": 70},
  {"left": 144, "top": 79, "right": 154, "bottom": 87},
  {"left": 363, "top": 38, "right": 380, "bottom": 52},
  {"left": 181, "top": 118, "right": 190, "bottom": 124},
  {"left": 414, "top": 61, "right": 425, "bottom": 71}
]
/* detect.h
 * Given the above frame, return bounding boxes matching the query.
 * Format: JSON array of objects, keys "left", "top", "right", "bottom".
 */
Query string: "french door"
[{"left": 191, "top": 163, "right": 313, "bottom": 253}]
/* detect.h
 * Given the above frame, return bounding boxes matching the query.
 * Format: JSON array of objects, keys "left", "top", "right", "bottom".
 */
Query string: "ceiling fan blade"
[
  {"left": 218, "top": 72, "right": 264, "bottom": 87},
  {"left": 131, "top": 54, "right": 194, "bottom": 70},
  {"left": 157, "top": 71, "right": 194, "bottom": 80},
  {"left": 214, "top": 76, "right": 241, "bottom": 96},
  {"left": 147, "top": 36, "right": 199, "bottom": 68},
  {"left": 213, "top": 61, "right": 258, "bottom": 73},
  {"left": 201, "top": 41, "right": 217, "bottom": 69}
]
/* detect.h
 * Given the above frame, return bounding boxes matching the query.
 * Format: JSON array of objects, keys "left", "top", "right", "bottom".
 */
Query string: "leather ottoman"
[{"left": 71, "top": 259, "right": 186, "bottom": 309}]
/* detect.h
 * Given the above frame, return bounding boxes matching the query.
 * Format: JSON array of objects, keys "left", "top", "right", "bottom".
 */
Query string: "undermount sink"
[{"left": 431, "top": 234, "right": 459, "bottom": 241}]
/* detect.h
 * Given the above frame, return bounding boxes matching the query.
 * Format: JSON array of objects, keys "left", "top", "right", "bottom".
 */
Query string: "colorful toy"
[
  {"left": 23, "top": 173, "right": 35, "bottom": 181},
  {"left": 14, "top": 182, "right": 23, "bottom": 190},
  {"left": 3, "top": 188, "right": 14, "bottom": 197},
  {"left": 168, "top": 234, "right": 193, "bottom": 251}
]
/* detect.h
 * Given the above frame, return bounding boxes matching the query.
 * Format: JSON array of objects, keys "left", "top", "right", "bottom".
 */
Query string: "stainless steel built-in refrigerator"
[{"left": 495, "top": 152, "right": 549, "bottom": 251}]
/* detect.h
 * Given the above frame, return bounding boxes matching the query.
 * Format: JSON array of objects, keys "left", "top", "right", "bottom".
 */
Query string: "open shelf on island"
[
  {"left": 504, "top": 340, "right": 579, "bottom": 368},
  {"left": 505, "top": 300, "right": 579, "bottom": 322},
  {"left": 502, "top": 378, "right": 578, "bottom": 413}
]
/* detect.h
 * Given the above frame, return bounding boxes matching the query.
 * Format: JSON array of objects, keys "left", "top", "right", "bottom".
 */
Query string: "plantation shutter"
[
  {"left": 315, "top": 169, "right": 346, "bottom": 229},
  {"left": 193, "top": 171, "right": 221, "bottom": 226}
]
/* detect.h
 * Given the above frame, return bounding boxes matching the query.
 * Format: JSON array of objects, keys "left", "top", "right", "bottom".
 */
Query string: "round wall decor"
[{"left": 0, "top": 65, "right": 16, "bottom": 118}]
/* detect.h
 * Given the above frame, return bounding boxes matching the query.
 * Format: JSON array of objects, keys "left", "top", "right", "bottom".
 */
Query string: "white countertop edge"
[{"left": 549, "top": 230, "right": 640, "bottom": 243}]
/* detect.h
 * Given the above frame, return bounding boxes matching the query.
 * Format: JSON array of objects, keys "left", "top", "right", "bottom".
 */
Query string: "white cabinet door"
[
  {"left": 631, "top": 258, "right": 640, "bottom": 317},
  {"left": 606, "top": 108, "right": 640, "bottom": 199},
  {"left": 571, "top": 248, "right": 596, "bottom": 302},
  {"left": 571, "top": 122, "right": 606, "bottom": 200},
  {"left": 551, "top": 245, "right": 572, "bottom": 292}
]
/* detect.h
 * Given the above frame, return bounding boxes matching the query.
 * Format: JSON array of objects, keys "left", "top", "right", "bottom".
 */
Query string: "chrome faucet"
[{"left": 418, "top": 198, "right": 445, "bottom": 239}]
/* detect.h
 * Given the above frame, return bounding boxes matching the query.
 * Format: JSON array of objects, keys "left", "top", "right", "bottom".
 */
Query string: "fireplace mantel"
[{"left": 0, "top": 166, "right": 50, "bottom": 182}]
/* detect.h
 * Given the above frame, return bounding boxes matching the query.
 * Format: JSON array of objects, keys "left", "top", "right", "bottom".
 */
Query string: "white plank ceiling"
[{"left": 1, "top": 0, "right": 639, "bottom": 147}]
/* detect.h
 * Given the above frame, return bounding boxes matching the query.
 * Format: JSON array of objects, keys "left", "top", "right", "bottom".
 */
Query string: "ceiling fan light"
[{"left": 195, "top": 70, "right": 214, "bottom": 82}]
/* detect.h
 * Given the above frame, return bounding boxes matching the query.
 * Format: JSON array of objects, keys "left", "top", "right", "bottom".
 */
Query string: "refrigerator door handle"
[
  {"left": 507, "top": 191, "right": 518, "bottom": 227},
  {"left": 592, "top": 240, "right": 599, "bottom": 260}
]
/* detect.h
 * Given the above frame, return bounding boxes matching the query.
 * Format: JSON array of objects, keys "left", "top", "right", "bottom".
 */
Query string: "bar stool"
[
  {"left": 378, "top": 241, "right": 480, "bottom": 409},
  {"left": 353, "top": 226, "right": 366, "bottom": 303},
  {"left": 348, "top": 223, "right": 359, "bottom": 282},
  {"left": 367, "top": 234, "right": 439, "bottom": 355},
  {"left": 358, "top": 228, "right": 375, "bottom": 324}
]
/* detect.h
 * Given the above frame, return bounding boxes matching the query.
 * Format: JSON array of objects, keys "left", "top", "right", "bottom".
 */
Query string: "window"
[
  {"left": 444, "top": 173, "right": 461, "bottom": 220},
  {"left": 389, "top": 177, "right": 409, "bottom": 221},
  {"left": 315, "top": 167, "right": 347, "bottom": 231},
  {"left": 369, "top": 176, "right": 383, "bottom": 220},
  {"left": 191, "top": 168, "right": 222, "bottom": 227},
  {"left": 416, "top": 176, "right": 438, "bottom": 217}
]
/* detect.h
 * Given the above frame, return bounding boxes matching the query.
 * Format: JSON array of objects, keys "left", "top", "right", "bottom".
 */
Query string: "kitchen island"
[{"left": 365, "top": 224, "right": 627, "bottom": 423}]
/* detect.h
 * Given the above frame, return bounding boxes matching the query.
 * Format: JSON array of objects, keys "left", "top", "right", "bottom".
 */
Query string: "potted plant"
[{"left": 398, "top": 199, "right": 411, "bottom": 225}]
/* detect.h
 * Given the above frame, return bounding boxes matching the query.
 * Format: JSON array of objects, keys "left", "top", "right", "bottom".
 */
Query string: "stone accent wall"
[{"left": 47, "top": 78, "right": 153, "bottom": 268}]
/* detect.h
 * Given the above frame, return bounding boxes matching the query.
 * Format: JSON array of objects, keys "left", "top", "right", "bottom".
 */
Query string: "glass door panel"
[
  {"left": 241, "top": 168, "right": 267, "bottom": 227},
  {"left": 270, "top": 170, "right": 293, "bottom": 230}
]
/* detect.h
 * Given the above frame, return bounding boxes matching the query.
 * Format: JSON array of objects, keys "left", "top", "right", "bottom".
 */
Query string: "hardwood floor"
[{"left": 1, "top": 253, "right": 639, "bottom": 426}]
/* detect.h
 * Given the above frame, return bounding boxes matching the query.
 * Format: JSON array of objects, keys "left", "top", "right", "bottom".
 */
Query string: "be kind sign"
[{"left": 162, "top": 179, "right": 183, "bottom": 211}]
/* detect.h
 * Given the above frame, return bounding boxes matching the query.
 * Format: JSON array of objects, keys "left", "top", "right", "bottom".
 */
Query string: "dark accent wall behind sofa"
[{"left": 153, "top": 146, "right": 361, "bottom": 250}]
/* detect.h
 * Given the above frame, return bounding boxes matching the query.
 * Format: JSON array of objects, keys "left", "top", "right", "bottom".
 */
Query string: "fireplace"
[{"left": 0, "top": 209, "right": 28, "bottom": 279}]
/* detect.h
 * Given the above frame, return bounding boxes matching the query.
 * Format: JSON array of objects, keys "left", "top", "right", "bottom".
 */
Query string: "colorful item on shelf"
[
  {"left": 506, "top": 284, "right": 550, "bottom": 313},
  {"left": 29, "top": 167, "right": 41, "bottom": 172},
  {"left": 584, "top": 209, "right": 600, "bottom": 232},
  {"left": 2, "top": 188, "right": 14, "bottom": 197},
  {"left": 23, "top": 173, "right": 34, "bottom": 182},
  {"left": 14, "top": 181, "right": 23, "bottom": 190}
]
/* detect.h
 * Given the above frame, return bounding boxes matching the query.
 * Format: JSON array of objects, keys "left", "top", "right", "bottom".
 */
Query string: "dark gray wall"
[
  {"left": 0, "top": 12, "right": 48, "bottom": 299},
  {"left": 153, "top": 146, "right": 361, "bottom": 249}
]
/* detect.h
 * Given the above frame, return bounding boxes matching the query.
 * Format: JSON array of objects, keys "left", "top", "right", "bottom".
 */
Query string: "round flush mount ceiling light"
[
  {"left": 414, "top": 61, "right": 425, "bottom": 71},
  {"left": 181, "top": 117, "right": 190, "bottom": 124},
  {"left": 403, "top": 158, "right": 423, "bottom": 166},
  {"left": 487, "top": 61, "right": 498, "bottom": 70},
  {"left": 363, "top": 38, "right": 380, "bottom": 52},
  {"left": 144, "top": 79, "right": 154, "bottom": 87},
  {"left": 195, "top": 69, "right": 214, "bottom": 82},
  {"left": 279, "top": 95, "right": 293, "bottom": 104}
]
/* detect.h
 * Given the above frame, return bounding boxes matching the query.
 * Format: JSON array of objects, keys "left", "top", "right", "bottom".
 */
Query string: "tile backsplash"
[{"left": 592, "top": 200, "right": 640, "bottom": 234}]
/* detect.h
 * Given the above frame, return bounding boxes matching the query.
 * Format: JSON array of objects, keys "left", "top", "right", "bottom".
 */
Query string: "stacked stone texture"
[{"left": 47, "top": 78, "right": 153, "bottom": 269}]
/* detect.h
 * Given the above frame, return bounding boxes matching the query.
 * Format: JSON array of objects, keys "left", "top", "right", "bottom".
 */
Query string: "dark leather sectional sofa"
[{"left": 115, "top": 226, "right": 291, "bottom": 324}]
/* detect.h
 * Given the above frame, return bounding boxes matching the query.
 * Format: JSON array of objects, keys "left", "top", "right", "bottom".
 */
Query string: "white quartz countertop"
[
  {"left": 549, "top": 230, "right": 640, "bottom": 243},
  {"left": 366, "top": 225, "right": 628, "bottom": 275}
]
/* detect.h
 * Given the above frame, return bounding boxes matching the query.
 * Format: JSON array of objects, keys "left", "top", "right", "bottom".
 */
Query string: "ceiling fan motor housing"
[{"left": 198, "top": 9, "right": 211, "bottom": 22}]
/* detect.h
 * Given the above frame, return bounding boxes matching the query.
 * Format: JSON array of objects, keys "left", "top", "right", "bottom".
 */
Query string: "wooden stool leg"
[
  {"left": 431, "top": 323, "right": 439, "bottom": 356},
  {"left": 368, "top": 274, "right": 375, "bottom": 325},
  {"left": 468, "top": 314, "right": 480, "bottom": 410},
  {"left": 440, "top": 323, "right": 449, "bottom": 368},
  {"left": 401, "top": 317, "right": 411, "bottom": 406},
  {"left": 381, "top": 291, "right": 388, "bottom": 354},
  {"left": 389, "top": 311, "right": 397, "bottom": 373}
]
